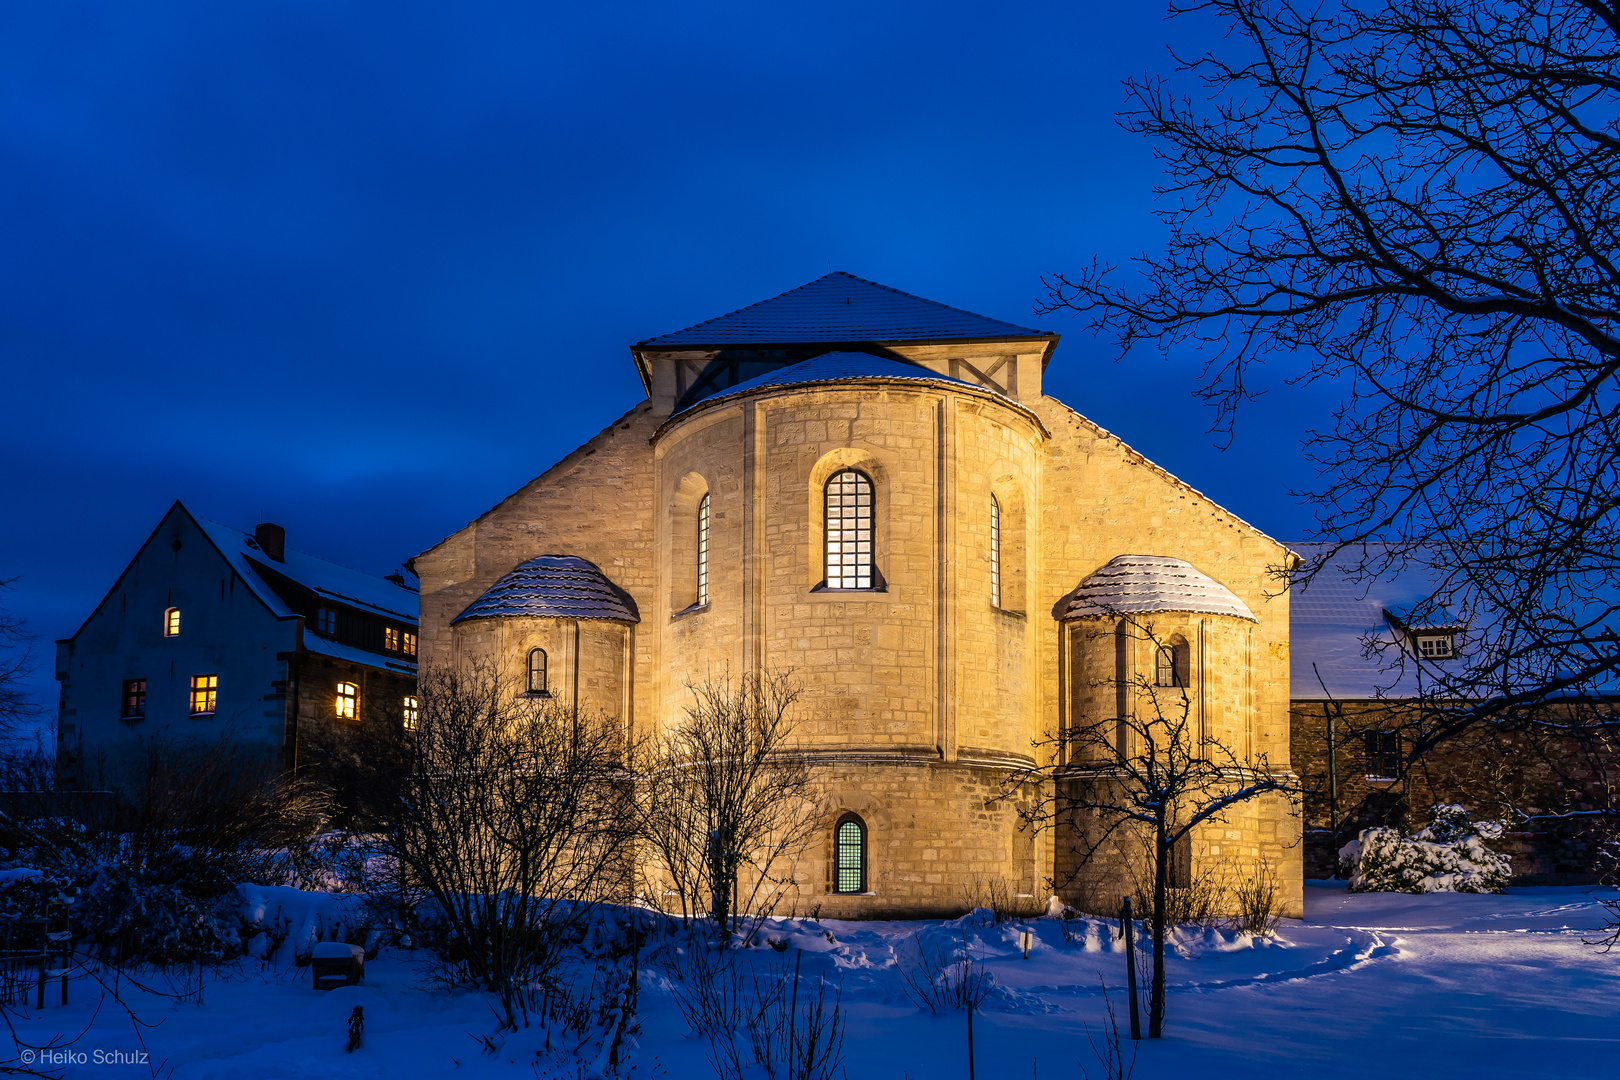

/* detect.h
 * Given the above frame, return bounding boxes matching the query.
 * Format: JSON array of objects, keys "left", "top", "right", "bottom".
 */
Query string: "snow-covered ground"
[{"left": 9, "top": 880, "right": 1618, "bottom": 1079}]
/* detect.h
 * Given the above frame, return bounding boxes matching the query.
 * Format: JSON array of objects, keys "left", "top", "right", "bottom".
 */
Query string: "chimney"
[{"left": 255, "top": 522, "right": 285, "bottom": 562}]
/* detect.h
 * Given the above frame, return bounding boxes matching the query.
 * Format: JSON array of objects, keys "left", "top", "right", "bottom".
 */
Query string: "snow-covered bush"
[
  {"left": 75, "top": 865, "right": 241, "bottom": 966},
  {"left": 1339, "top": 804, "right": 1510, "bottom": 894},
  {"left": 0, "top": 868, "right": 79, "bottom": 924}
]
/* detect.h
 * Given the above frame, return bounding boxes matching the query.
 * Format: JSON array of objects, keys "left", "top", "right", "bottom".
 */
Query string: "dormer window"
[
  {"left": 385, "top": 626, "right": 400, "bottom": 651},
  {"left": 402, "top": 631, "right": 417, "bottom": 657},
  {"left": 317, "top": 607, "right": 337, "bottom": 635},
  {"left": 1415, "top": 633, "right": 1456, "bottom": 659}
]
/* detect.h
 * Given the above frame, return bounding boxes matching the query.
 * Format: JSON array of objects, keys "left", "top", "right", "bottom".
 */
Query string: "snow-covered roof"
[
  {"left": 672, "top": 352, "right": 986, "bottom": 417},
  {"left": 194, "top": 517, "right": 417, "bottom": 624},
  {"left": 1062, "top": 555, "right": 1256, "bottom": 622},
  {"left": 638, "top": 272, "right": 1053, "bottom": 346},
  {"left": 1289, "top": 543, "right": 1453, "bottom": 700},
  {"left": 452, "top": 555, "right": 640, "bottom": 625},
  {"left": 304, "top": 633, "right": 418, "bottom": 676}
]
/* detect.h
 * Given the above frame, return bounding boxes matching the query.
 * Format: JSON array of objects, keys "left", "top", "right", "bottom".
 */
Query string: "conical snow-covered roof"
[
  {"left": 1062, "top": 555, "right": 1255, "bottom": 622},
  {"left": 452, "top": 555, "right": 639, "bottom": 624}
]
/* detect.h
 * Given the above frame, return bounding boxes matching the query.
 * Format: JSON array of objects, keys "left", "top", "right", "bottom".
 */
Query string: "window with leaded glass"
[
  {"left": 528, "top": 648, "right": 549, "bottom": 696},
  {"left": 833, "top": 814, "right": 866, "bottom": 894},
  {"left": 990, "top": 495, "right": 1002, "bottom": 607},
  {"left": 824, "top": 470, "right": 873, "bottom": 590},
  {"left": 697, "top": 493, "right": 710, "bottom": 606}
]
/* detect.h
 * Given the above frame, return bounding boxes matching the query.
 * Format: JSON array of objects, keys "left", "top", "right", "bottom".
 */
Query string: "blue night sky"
[{"left": 1, "top": 1, "right": 1334, "bottom": 732}]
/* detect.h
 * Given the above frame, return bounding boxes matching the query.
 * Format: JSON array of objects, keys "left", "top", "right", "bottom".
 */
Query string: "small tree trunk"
[{"left": 1149, "top": 820, "right": 1168, "bottom": 1038}]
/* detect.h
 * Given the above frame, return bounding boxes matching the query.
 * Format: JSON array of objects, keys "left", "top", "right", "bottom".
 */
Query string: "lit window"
[
  {"left": 385, "top": 626, "right": 399, "bottom": 651},
  {"left": 990, "top": 495, "right": 1001, "bottom": 607},
  {"left": 316, "top": 608, "right": 337, "bottom": 635},
  {"left": 1364, "top": 731, "right": 1401, "bottom": 780},
  {"left": 834, "top": 814, "right": 867, "bottom": 894},
  {"left": 402, "top": 695, "right": 418, "bottom": 731},
  {"left": 527, "top": 649, "right": 549, "bottom": 696},
  {"left": 189, "top": 674, "right": 217, "bottom": 715},
  {"left": 163, "top": 607, "right": 180, "bottom": 637},
  {"left": 697, "top": 493, "right": 710, "bottom": 607},
  {"left": 1416, "top": 634, "right": 1455, "bottom": 659},
  {"left": 121, "top": 679, "right": 146, "bottom": 719},
  {"left": 402, "top": 631, "right": 417, "bottom": 657},
  {"left": 335, "top": 681, "right": 358, "bottom": 719},
  {"left": 824, "top": 470, "right": 873, "bottom": 590}
]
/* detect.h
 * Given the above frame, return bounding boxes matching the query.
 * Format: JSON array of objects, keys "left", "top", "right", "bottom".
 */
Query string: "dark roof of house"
[
  {"left": 637, "top": 272, "right": 1052, "bottom": 346},
  {"left": 452, "top": 555, "right": 640, "bottom": 624},
  {"left": 672, "top": 352, "right": 984, "bottom": 417},
  {"left": 1062, "top": 555, "right": 1256, "bottom": 622}
]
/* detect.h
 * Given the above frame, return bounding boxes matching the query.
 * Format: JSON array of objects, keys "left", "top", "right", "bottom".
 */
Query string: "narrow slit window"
[
  {"left": 163, "top": 607, "right": 181, "bottom": 637},
  {"left": 189, "top": 674, "right": 217, "bottom": 715},
  {"left": 402, "top": 695, "right": 418, "bottom": 731},
  {"left": 834, "top": 814, "right": 867, "bottom": 894},
  {"left": 697, "top": 493, "right": 710, "bottom": 607},
  {"left": 824, "top": 470, "right": 873, "bottom": 590},
  {"left": 528, "top": 648, "right": 549, "bottom": 696},
  {"left": 335, "top": 681, "right": 358, "bottom": 719},
  {"left": 990, "top": 494, "right": 1002, "bottom": 607}
]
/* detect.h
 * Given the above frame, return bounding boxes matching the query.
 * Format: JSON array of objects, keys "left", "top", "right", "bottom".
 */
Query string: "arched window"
[
  {"left": 1155, "top": 638, "right": 1190, "bottom": 688},
  {"left": 824, "top": 470, "right": 873, "bottom": 589},
  {"left": 163, "top": 607, "right": 181, "bottom": 637},
  {"left": 527, "top": 648, "right": 549, "bottom": 696},
  {"left": 833, "top": 813, "right": 867, "bottom": 894},
  {"left": 697, "top": 493, "right": 710, "bottom": 607},
  {"left": 990, "top": 495, "right": 1002, "bottom": 607}
]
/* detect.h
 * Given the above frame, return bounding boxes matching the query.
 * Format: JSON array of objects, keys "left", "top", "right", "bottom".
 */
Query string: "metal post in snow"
[{"left": 1121, "top": 896, "right": 1140, "bottom": 1041}]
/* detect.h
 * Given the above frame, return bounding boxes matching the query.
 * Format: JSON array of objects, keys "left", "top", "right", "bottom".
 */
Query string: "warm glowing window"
[
  {"left": 834, "top": 814, "right": 867, "bottom": 894},
  {"left": 121, "top": 679, "right": 146, "bottom": 719},
  {"left": 316, "top": 607, "right": 337, "bottom": 634},
  {"left": 402, "top": 695, "right": 418, "bottom": 731},
  {"left": 527, "top": 649, "right": 549, "bottom": 696},
  {"left": 385, "top": 626, "right": 399, "bottom": 651},
  {"left": 335, "top": 681, "right": 358, "bottom": 719},
  {"left": 163, "top": 607, "right": 181, "bottom": 637},
  {"left": 824, "top": 470, "right": 873, "bottom": 590},
  {"left": 402, "top": 631, "right": 417, "bottom": 657},
  {"left": 189, "top": 674, "right": 217, "bottom": 715},
  {"left": 697, "top": 493, "right": 710, "bottom": 607},
  {"left": 990, "top": 495, "right": 1002, "bottom": 607}
]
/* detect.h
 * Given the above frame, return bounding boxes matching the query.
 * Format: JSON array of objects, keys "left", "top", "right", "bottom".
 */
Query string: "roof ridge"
[{"left": 199, "top": 516, "right": 411, "bottom": 589}]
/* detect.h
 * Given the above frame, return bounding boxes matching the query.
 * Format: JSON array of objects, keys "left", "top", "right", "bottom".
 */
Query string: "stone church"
[{"left": 414, "top": 273, "right": 1302, "bottom": 919}]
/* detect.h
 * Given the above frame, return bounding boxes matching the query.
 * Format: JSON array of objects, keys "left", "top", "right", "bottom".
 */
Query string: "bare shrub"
[
  {"left": 894, "top": 927, "right": 993, "bottom": 1015},
  {"left": 1226, "top": 856, "right": 1284, "bottom": 937},
  {"left": 1080, "top": 976, "right": 1137, "bottom": 1080},
  {"left": 385, "top": 666, "right": 638, "bottom": 1031},
  {"left": 637, "top": 671, "right": 820, "bottom": 944},
  {"left": 670, "top": 946, "right": 844, "bottom": 1080}
]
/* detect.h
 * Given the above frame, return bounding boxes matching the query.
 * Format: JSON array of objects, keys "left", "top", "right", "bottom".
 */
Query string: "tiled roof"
[
  {"left": 638, "top": 272, "right": 1051, "bottom": 346},
  {"left": 452, "top": 555, "right": 639, "bottom": 625},
  {"left": 673, "top": 352, "right": 982, "bottom": 416},
  {"left": 1062, "top": 555, "right": 1256, "bottom": 622},
  {"left": 195, "top": 517, "right": 417, "bottom": 623}
]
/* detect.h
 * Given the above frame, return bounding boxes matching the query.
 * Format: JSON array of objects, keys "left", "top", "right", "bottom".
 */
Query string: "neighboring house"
[
  {"left": 54, "top": 502, "right": 418, "bottom": 791},
  {"left": 414, "top": 272, "right": 1302, "bottom": 918},
  {"left": 1289, "top": 543, "right": 1613, "bottom": 882}
]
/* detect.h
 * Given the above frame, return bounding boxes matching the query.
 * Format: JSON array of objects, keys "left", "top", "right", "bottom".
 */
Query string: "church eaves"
[
  {"left": 452, "top": 555, "right": 640, "bottom": 625},
  {"left": 637, "top": 272, "right": 1054, "bottom": 346}
]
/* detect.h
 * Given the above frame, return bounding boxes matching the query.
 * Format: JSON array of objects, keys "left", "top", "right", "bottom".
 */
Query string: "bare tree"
[
  {"left": 0, "top": 578, "right": 41, "bottom": 742},
  {"left": 1012, "top": 616, "right": 1299, "bottom": 1037},
  {"left": 1041, "top": 0, "right": 1620, "bottom": 756},
  {"left": 385, "top": 666, "right": 636, "bottom": 1030},
  {"left": 638, "top": 671, "right": 820, "bottom": 944}
]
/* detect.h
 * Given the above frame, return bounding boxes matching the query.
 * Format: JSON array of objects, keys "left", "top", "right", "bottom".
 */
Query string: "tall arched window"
[
  {"left": 527, "top": 648, "right": 549, "bottom": 696},
  {"left": 824, "top": 470, "right": 873, "bottom": 589},
  {"left": 833, "top": 813, "right": 867, "bottom": 894},
  {"left": 697, "top": 493, "right": 710, "bottom": 606},
  {"left": 1155, "top": 637, "right": 1190, "bottom": 688},
  {"left": 990, "top": 495, "right": 1002, "bottom": 607}
]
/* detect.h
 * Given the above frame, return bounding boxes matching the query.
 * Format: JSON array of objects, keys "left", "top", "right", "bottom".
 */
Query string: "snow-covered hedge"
[{"left": 1339, "top": 804, "right": 1510, "bottom": 894}]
